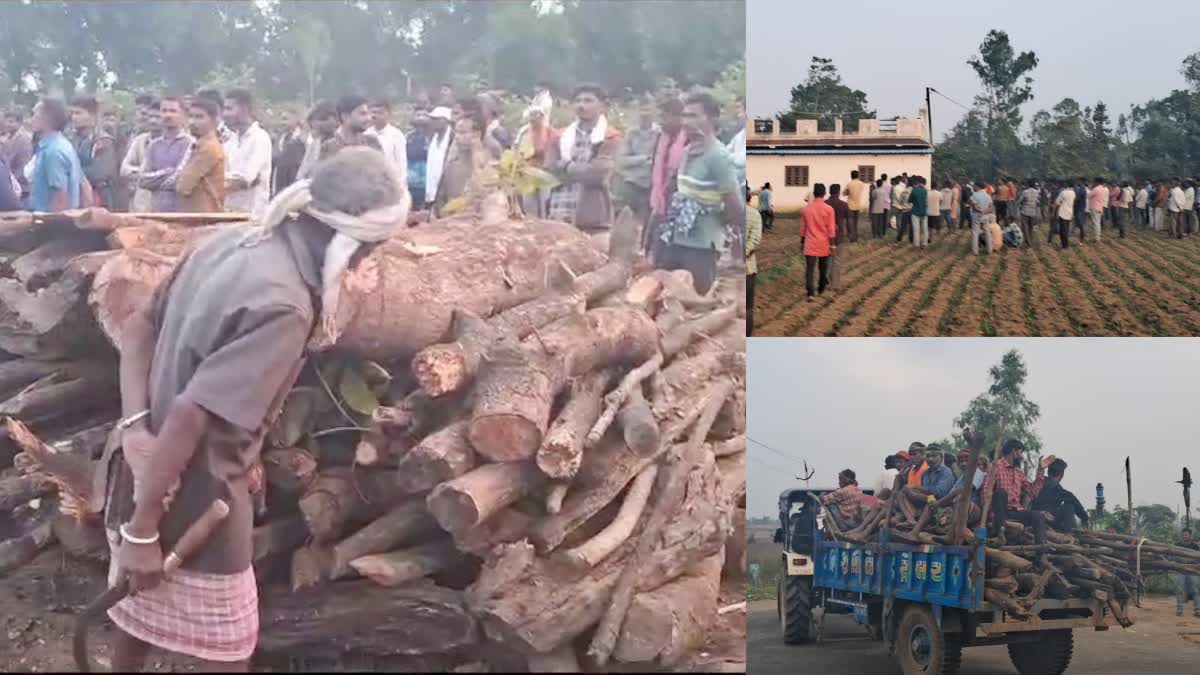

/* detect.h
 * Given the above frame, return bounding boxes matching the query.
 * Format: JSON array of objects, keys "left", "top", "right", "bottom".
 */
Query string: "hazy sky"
[
  {"left": 748, "top": 0, "right": 1200, "bottom": 140},
  {"left": 747, "top": 339, "right": 1200, "bottom": 519}
]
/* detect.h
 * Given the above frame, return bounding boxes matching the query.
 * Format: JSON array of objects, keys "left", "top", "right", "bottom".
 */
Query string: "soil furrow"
[
  {"left": 1032, "top": 241, "right": 1103, "bottom": 335},
  {"left": 759, "top": 253, "right": 908, "bottom": 336},
  {"left": 842, "top": 249, "right": 946, "bottom": 336},
  {"left": 1073, "top": 242, "right": 1165, "bottom": 334}
]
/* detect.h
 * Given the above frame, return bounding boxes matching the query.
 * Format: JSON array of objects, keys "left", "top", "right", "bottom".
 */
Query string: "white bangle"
[
  {"left": 117, "top": 410, "right": 150, "bottom": 431},
  {"left": 120, "top": 522, "right": 160, "bottom": 545}
]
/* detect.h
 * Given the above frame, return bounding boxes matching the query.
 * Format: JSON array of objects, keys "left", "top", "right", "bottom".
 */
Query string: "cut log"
[
  {"left": 257, "top": 580, "right": 478, "bottom": 658},
  {"left": 0, "top": 473, "right": 55, "bottom": 512},
  {"left": 452, "top": 507, "right": 536, "bottom": 557},
  {"left": 298, "top": 468, "right": 396, "bottom": 543},
  {"left": 538, "top": 369, "right": 611, "bottom": 479},
  {"left": 329, "top": 497, "right": 441, "bottom": 580},
  {"left": 262, "top": 447, "right": 319, "bottom": 494},
  {"left": 712, "top": 435, "right": 746, "bottom": 458},
  {"left": 0, "top": 247, "right": 115, "bottom": 359},
  {"left": 710, "top": 386, "right": 746, "bottom": 441},
  {"left": 51, "top": 512, "right": 108, "bottom": 562},
  {"left": 572, "top": 262, "right": 629, "bottom": 302},
  {"left": 651, "top": 270, "right": 720, "bottom": 310},
  {"left": 613, "top": 552, "right": 723, "bottom": 666},
  {"left": 531, "top": 379, "right": 733, "bottom": 554},
  {"left": 427, "top": 462, "right": 543, "bottom": 535},
  {"left": 0, "top": 369, "right": 119, "bottom": 423},
  {"left": 622, "top": 275, "right": 664, "bottom": 314},
  {"left": 470, "top": 307, "right": 659, "bottom": 462},
  {"left": 349, "top": 538, "right": 462, "bottom": 586},
  {"left": 984, "top": 589, "right": 1030, "bottom": 618},
  {"left": 589, "top": 378, "right": 732, "bottom": 666},
  {"left": 585, "top": 354, "right": 662, "bottom": 450},
  {"left": 717, "top": 452, "right": 746, "bottom": 507},
  {"left": 0, "top": 359, "right": 67, "bottom": 400},
  {"left": 290, "top": 544, "right": 334, "bottom": 591},
  {"left": 725, "top": 507, "right": 747, "bottom": 578},
  {"left": 396, "top": 421, "right": 478, "bottom": 494},
  {"left": 467, "top": 344, "right": 563, "bottom": 463},
  {"left": 411, "top": 292, "right": 584, "bottom": 398},
  {"left": 468, "top": 437, "right": 729, "bottom": 655},
  {"left": 616, "top": 387, "right": 659, "bottom": 455},
  {"left": 353, "top": 429, "right": 392, "bottom": 467},
  {"left": 660, "top": 306, "right": 738, "bottom": 359},
  {"left": 253, "top": 517, "right": 309, "bottom": 563},
  {"left": 561, "top": 464, "right": 658, "bottom": 570},
  {"left": 650, "top": 348, "right": 743, "bottom": 429},
  {"left": 545, "top": 483, "right": 568, "bottom": 515},
  {"left": 0, "top": 519, "right": 54, "bottom": 576}
]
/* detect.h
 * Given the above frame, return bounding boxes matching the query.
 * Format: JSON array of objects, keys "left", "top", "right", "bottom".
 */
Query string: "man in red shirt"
[
  {"left": 820, "top": 469, "right": 864, "bottom": 526},
  {"left": 991, "top": 438, "right": 1056, "bottom": 543},
  {"left": 801, "top": 183, "right": 836, "bottom": 300}
]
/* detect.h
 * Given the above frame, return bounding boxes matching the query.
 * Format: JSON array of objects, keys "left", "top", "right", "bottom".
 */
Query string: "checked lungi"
[{"left": 106, "top": 530, "right": 259, "bottom": 662}]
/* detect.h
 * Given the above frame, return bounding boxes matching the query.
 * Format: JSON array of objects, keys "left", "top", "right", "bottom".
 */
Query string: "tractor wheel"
[
  {"left": 1007, "top": 630, "right": 1074, "bottom": 675},
  {"left": 777, "top": 571, "right": 813, "bottom": 645},
  {"left": 894, "top": 604, "right": 963, "bottom": 675}
]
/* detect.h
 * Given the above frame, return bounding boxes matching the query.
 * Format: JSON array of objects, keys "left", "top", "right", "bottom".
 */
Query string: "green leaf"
[
  {"left": 361, "top": 361, "right": 392, "bottom": 390},
  {"left": 339, "top": 367, "right": 379, "bottom": 416}
]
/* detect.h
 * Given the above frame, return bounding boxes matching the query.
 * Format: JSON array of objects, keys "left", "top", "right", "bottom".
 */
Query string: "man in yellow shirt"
[{"left": 845, "top": 169, "right": 866, "bottom": 242}]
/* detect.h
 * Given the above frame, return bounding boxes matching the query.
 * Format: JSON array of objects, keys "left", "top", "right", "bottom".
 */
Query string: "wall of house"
[{"left": 748, "top": 153, "right": 933, "bottom": 211}]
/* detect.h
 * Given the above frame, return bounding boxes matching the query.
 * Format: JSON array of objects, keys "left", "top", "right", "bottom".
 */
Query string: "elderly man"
[{"left": 107, "top": 147, "right": 409, "bottom": 671}]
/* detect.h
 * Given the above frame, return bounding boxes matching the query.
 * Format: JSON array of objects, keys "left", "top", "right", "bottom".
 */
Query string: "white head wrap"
[{"left": 248, "top": 148, "right": 410, "bottom": 348}]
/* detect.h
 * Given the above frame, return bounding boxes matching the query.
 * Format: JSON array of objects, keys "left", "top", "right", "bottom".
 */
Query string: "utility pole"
[
  {"left": 925, "top": 86, "right": 933, "bottom": 145},
  {"left": 1125, "top": 457, "right": 1133, "bottom": 534},
  {"left": 1180, "top": 468, "right": 1192, "bottom": 529}
]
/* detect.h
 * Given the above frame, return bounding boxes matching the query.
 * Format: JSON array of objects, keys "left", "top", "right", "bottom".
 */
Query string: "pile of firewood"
[{"left": 0, "top": 207, "right": 747, "bottom": 671}]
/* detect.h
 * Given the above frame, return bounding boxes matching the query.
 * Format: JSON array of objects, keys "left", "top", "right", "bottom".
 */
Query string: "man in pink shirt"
[
  {"left": 1087, "top": 177, "right": 1108, "bottom": 242},
  {"left": 801, "top": 182, "right": 836, "bottom": 301},
  {"left": 1107, "top": 181, "right": 1120, "bottom": 228}
]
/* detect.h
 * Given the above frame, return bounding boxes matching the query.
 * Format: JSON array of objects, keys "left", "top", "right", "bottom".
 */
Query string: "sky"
[
  {"left": 747, "top": 0, "right": 1200, "bottom": 140},
  {"left": 746, "top": 338, "right": 1200, "bottom": 519}
]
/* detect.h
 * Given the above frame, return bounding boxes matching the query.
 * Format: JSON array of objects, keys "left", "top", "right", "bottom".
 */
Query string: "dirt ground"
[
  {"left": 747, "top": 595, "right": 1200, "bottom": 675},
  {"left": 751, "top": 222, "right": 1200, "bottom": 336},
  {"left": 0, "top": 546, "right": 746, "bottom": 673}
]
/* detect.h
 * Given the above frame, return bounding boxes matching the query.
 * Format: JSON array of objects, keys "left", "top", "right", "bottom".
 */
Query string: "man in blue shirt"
[
  {"left": 29, "top": 98, "right": 82, "bottom": 212},
  {"left": 917, "top": 445, "right": 957, "bottom": 500}
]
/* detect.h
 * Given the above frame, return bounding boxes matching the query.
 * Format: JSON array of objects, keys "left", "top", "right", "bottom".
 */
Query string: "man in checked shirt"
[{"left": 991, "top": 438, "right": 1057, "bottom": 544}]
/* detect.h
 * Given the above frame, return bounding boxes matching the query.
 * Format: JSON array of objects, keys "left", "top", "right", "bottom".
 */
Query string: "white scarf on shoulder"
[{"left": 558, "top": 114, "right": 607, "bottom": 161}]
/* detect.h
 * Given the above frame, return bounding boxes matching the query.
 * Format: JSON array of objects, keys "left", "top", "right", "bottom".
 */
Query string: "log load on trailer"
[{"left": 774, "top": 488, "right": 1137, "bottom": 675}]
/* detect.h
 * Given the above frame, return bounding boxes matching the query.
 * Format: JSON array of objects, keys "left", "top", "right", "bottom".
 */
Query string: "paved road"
[{"left": 747, "top": 598, "right": 1200, "bottom": 675}]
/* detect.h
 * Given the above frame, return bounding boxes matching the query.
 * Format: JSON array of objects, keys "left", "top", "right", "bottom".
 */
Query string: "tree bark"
[
  {"left": 525, "top": 645, "right": 582, "bottom": 673},
  {"left": 262, "top": 447, "right": 319, "bottom": 495},
  {"left": 290, "top": 544, "right": 334, "bottom": 591},
  {"left": 298, "top": 467, "right": 397, "bottom": 543},
  {"left": 0, "top": 370, "right": 119, "bottom": 423},
  {"left": 257, "top": 579, "right": 478, "bottom": 659},
  {"left": 589, "top": 379, "right": 732, "bottom": 665},
  {"left": 0, "top": 473, "right": 55, "bottom": 512},
  {"left": 571, "top": 262, "right": 629, "bottom": 302},
  {"left": 561, "top": 464, "right": 658, "bottom": 571},
  {"left": 329, "top": 497, "right": 441, "bottom": 580},
  {"left": 349, "top": 537, "right": 463, "bottom": 586},
  {"left": 426, "top": 462, "right": 543, "bottom": 535},
  {"left": 452, "top": 507, "right": 537, "bottom": 557},
  {"left": 0, "top": 359, "right": 68, "bottom": 401},
  {"left": 650, "top": 348, "right": 744, "bottom": 429},
  {"left": 470, "top": 307, "right": 659, "bottom": 463},
  {"left": 0, "top": 519, "right": 54, "bottom": 576},
  {"left": 585, "top": 355, "right": 662, "bottom": 450},
  {"left": 538, "top": 369, "right": 611, "bottom": 479},
  {"left": 0, "top": 248, "right": 115, "bottom": 359},
  {"left": 616, "top": 387, "right": 659, "bottom": 455},
  {"left": 253, "top": 517, "right": 309, "bottom": 563},
  {"left": 660, "top": 306, "right": 738, "bottom": 359},
  {"left": 396, "top": 421, "right": 478, "bottom": 494},
  {"left": 613, "top": 552, "right": 723, "bottom": 666}
]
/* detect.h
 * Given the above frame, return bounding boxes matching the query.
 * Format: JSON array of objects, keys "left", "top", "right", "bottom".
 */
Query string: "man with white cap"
[
  {"left": 108, "top": 147, "right": 408, "bottom": 671},
  {"left": 424, "top": 106, "right": 454, "bottom": 215}
]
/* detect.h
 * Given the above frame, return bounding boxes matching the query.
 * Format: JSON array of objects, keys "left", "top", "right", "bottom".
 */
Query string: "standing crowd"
[{"left": 1, "top": 84, "right": 746, "bottom": 297}]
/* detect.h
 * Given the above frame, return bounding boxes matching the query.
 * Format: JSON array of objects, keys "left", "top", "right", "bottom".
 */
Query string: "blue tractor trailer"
[{"left": 774, "top": 488, "right": 1132, "bottom": 675}]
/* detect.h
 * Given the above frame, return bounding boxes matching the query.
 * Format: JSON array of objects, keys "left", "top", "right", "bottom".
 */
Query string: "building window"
[
  {"left": 858, "top": 165, "right": 876, "bottom": 183},
  {"left": 785, "top": 165, "right": 809, "bottom": 187},
  {"left": 753, "top": 119, "right": 773, "bottom": 134}
]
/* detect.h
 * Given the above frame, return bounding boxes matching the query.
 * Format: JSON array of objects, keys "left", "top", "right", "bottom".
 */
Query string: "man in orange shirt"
[
  {"left": 905, "top": 442, "right": 928, "bottom": 488},
  {"left": 174, "top": 97, "right": 226, "bottom": 213},
  {"left": 801, "top": 182, "right": 836, "bottom": 300}
]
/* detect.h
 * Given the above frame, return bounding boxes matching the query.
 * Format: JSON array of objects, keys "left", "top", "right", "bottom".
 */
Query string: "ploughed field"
[{"left": 752, "top": 220, "right": 1200, "bottom": 337}]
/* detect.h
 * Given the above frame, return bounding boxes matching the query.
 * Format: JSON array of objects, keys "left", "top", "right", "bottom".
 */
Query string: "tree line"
[
  {"left": 0, "top": 0, "right": 745, "bottom": 105},
  {"left": 772, "top": 32, "right": 1200, "bottom": 182}
]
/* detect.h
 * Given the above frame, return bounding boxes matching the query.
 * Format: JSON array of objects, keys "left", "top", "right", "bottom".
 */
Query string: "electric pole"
[{"left": 925, "top": 86, "right": 933, "bottom": 145}]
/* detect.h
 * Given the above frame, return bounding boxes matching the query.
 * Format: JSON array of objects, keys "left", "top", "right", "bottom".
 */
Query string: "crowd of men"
[
  {"left": 1, "top": 84, "right": 746, "bottom": 294},
  {"left": 818, "top": 439, "right": 1088, "bottom": 546}
]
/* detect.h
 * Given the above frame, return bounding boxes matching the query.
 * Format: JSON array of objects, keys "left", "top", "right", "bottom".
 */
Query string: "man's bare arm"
[
  {"left": 125, "top": 398, "right": 209, "bottom": 538},
  {"left": 119, "top": 306, "right": 156, "bottom": 424}
]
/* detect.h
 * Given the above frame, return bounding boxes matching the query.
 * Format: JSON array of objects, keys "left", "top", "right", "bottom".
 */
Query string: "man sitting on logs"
[
  {"left": 819, "top": 469, "right": 864, "bottom": 527},
  {"left": 992, "top": 438, "right": 1055, "bottom": 545},
  {"left": 1030, "top": 458, "right": 1089, "bottom": 533},
  {"left": 903, "top": 442, "right": 927, "bottom": 488},
  {"left": 107, "top": 147, "right": 409, "bottom": 672}
]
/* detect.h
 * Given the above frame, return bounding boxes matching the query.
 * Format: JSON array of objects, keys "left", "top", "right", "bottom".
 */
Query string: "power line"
[
  {"left": 748, "top": 453, "right": 793, "bottom": 474},
  {"left": 747, "top": 436, "right": 803, "bottom": 463},
  {"left": 929, "top": 87, "right": 972, "bottom": 112}
]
